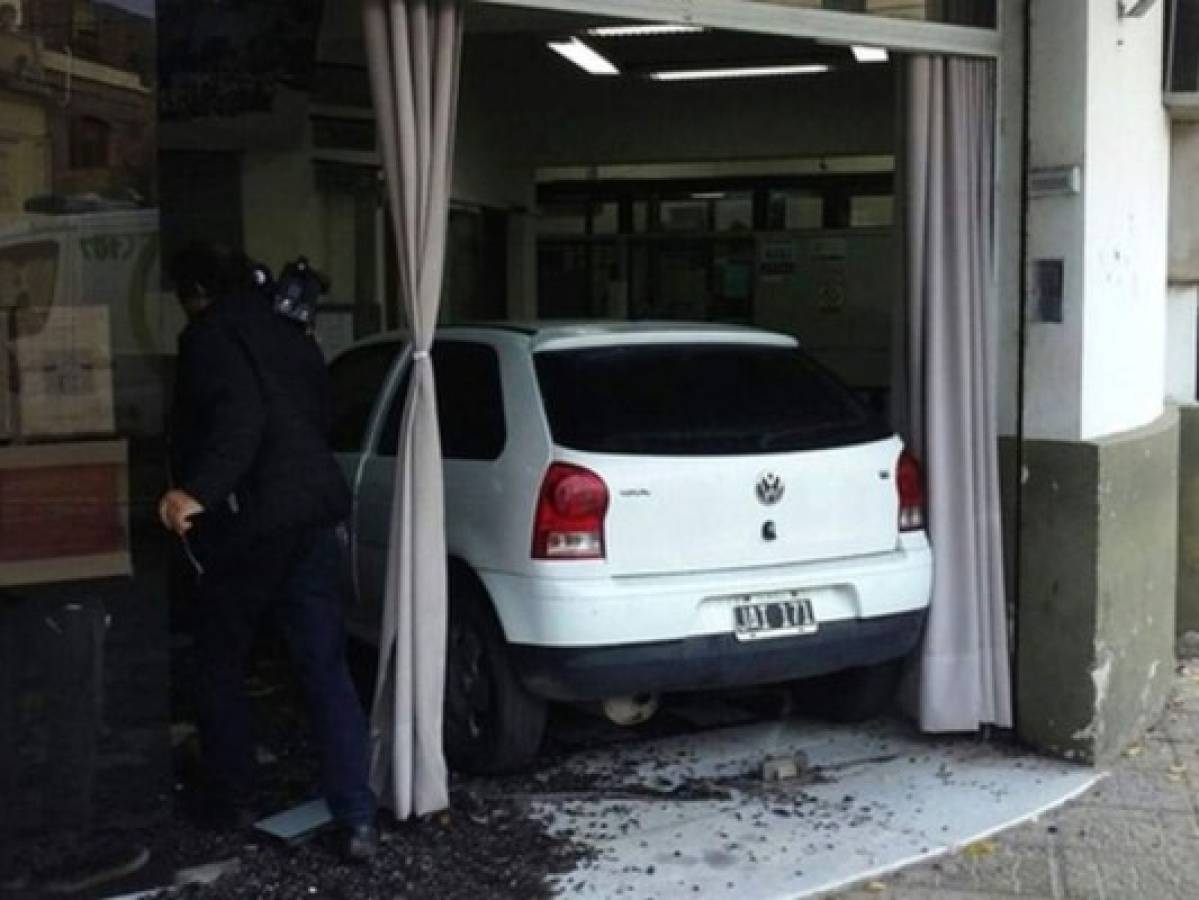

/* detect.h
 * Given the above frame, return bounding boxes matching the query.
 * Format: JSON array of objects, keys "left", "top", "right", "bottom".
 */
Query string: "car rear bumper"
[
  {"left": 479, "top": 535, "right": 932, "bottom": 647},
  {"left": 509, "top": 609, "right": 926, "bottom": 701}
]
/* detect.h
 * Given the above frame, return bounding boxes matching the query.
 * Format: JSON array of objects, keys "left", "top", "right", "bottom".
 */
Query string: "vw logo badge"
[{"left": 756, "top": 472, "right": 785, "bottom": 506}]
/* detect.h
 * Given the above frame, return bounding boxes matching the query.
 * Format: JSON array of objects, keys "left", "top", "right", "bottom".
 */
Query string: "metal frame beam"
[{"left": 471, "top": 0, "right": 1001, "bottom": 58}]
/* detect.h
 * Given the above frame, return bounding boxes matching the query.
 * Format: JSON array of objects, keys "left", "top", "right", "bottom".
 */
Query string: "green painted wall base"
[
  {"left": 1176, "top": 404, "right": 1199, "bottom": 649},
  {"left": 1016, "top": 408, "right": 1178, "bottom": 764}
]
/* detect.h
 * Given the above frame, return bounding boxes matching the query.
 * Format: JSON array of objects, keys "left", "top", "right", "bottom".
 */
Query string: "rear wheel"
[
  {"left": 443, "top": 583, "right": 546, "bottom": 774},
  {"left": 794, "top": 659, "right": 904, "bottom": 723}
]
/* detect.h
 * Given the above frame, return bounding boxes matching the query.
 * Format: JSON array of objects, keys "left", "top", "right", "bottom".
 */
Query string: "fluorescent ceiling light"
[
  {"left": 691, "top": 191, "right": 727, "bottom": 200},
  {"left": 548, "top": 38, "right": 620, "bottom": 76},
  {"left": 851, "top": 45, "right": 889, "bottom": 63},
  {"left": 586, "top": 24, "right": 705, "bottom": 38},
  {"left": 649, "top": 63, "right": 830, "bottom": 82}
]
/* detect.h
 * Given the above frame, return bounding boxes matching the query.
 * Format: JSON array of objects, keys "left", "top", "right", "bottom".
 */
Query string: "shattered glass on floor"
[{"left": 508, "top": 715, "right": 1098, "bottom": 899}]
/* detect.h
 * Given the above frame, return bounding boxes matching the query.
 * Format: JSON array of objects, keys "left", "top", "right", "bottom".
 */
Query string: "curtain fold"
[
  {"left": 902, "top": 55, "right": 1012, "bottom": 732},
  {"left": 362, "top": 0, "right": 463, "bottom": 818}
]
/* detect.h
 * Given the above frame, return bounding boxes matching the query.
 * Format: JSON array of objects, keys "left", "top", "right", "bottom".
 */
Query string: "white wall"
[
  {"left": 1023, "top": 0, "right": 1171, "bottom": 442},
  {"left": 1023, "top": 0, "right": 1088, "bottom": 441},
  {"left": 1079, "top": 0, "right": 1170, "bottom": 440}
]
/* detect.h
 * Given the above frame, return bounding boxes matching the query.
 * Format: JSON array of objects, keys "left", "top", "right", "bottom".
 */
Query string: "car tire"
[
  {"left": 795, "top": 659, "right": 904, "bottom": 723},
  {"left": 443, "top": 581, "right": 547, "bottom": 774}
]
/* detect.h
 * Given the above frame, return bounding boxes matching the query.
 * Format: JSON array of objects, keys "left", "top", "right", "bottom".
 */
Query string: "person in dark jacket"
[{"left": 160, "top": 242, "right": 377, "bottom": 860}]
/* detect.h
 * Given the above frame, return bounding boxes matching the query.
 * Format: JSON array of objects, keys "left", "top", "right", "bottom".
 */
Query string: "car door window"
[
  {"left": 328, "top": 342, "right": 403, "bottom": 453},
  {"left": 378, "top": 340, "right": 506, "bottom": 460}
]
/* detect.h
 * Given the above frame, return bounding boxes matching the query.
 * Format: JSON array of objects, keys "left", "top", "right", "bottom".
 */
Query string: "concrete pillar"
[{"left": 1017, "top": 0, "right": 1176, "bottom": 763}]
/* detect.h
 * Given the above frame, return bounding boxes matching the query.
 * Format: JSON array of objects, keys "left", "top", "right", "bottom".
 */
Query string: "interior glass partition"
[{"left": 743, "top": 0, "right": 995, "bottom": 28}]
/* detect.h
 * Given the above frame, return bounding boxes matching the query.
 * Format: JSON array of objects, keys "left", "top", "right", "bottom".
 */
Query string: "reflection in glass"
[{"left": 1, "top": 0, "right": 164, "bottom": 891}]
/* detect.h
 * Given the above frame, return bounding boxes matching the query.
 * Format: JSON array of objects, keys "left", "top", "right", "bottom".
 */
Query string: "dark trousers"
[{"left": 193, "top": 526, "right": 375, "bottom": 827}]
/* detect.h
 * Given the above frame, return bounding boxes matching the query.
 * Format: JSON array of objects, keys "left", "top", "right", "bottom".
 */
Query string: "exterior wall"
[
  {"left": 1178, "top": 405, "right": 1199, "bottom": 645},
  {"left": 1023, "top": 1, "right": 1170, "bottom": 443},
  {"left": 1167, "top": 285, "right": 1198, "bottom": 404},
  {"left": 1018, "top": 409, "right": 1178, "bottom": 763},
  {"left": 1079, "top": 1, "right": 1170, "bottom": 440},
  {"left": 1023, "top": 0, "right": 1088, "bottom": 441},
  {"left": 1170, "top": 124, "right": 1199, "bottom": 281},
  {"left": 1017, "top": 0, "right": 1177, "bottom": 762}
]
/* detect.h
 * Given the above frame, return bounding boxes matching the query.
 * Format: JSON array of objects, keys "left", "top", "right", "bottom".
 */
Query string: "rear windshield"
[{"left": 534, "top": 343, "right": 889, "bottom": 456}]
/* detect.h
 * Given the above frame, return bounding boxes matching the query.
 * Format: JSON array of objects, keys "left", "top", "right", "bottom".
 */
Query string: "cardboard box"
[
  {"left": 13, "top": 305, "right": 116, "bottom": 438},
  {"left": 0, "top": 439, "right": 131, "bottom": 586}
]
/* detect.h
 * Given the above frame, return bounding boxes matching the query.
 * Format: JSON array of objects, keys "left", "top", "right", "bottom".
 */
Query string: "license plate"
[{"left": 732, "top": 592, "right": 817, "bottom": 641}]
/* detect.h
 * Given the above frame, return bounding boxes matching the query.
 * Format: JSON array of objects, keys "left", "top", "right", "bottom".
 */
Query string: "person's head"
[{"left": 169, "top": 241, "right": 252, "bottom": 319}]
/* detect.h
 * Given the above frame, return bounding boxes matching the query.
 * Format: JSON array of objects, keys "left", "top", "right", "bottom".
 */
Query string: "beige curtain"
[
  {"left": 362, "top": 0, "right": 463, "bottom": 818},
  {"left": 900, "top": 56, "right": 1012, "bottom": 731}
]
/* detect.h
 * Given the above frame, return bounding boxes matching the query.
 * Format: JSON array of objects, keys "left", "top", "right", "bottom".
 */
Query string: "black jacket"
[{"left": 169, "top": 291, "right": 351, "bottom": 558}]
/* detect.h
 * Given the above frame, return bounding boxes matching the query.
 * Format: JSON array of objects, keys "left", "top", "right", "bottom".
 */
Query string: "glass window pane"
[
  {"left": 1168, "top": 0, "right": 1199, "bottom": 93},
  {"left": 659, "top": 199, "right": 709, "bottom": 232},
  {"left": 592, "top": 201, "right": 620, "bottom": 234},
  {"left": 850, "top": 195, "right": 894, "bottom": 228},
  {"left": 632, "top": 201, "right": 649, "bottom": 234},
  {"left": 769, "top": 191, "right": 824, "bottom": 230},
  {"left": 328, "top": 342, "right": 402, "bottom": 452},
  {"left": 538, "top": 242, "right": 593, "bottom": 318},
  {"left": 379, "top": 341, "right": 507, "bottom": 460},
  {"left": 535, "top": 344, "right": 887, "bottom": 456},
  {"left": 433, "top": 341, "right": 507, "bottom": 460},
  {"left": 538, "top": 201, "right": 588, "bottom": 236},
  {"left": 714, "top": 192, "right": 754, "bottom": 232}
]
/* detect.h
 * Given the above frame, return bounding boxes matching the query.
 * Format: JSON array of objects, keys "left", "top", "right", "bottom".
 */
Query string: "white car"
[{"left": 330, "top": 323, "right": 933, "bottom": 772}]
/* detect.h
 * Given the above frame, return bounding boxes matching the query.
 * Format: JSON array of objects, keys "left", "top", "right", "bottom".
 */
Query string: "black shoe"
[{"left": 341, "top": 823, "right": 378, "bottom": 863}]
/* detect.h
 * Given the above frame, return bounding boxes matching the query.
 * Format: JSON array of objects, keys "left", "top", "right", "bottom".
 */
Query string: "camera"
[{"left": 257, "top": 256, "right": 329, "bottom": 326}]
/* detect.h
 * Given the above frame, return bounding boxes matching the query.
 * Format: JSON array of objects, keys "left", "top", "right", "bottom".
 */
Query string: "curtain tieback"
[{"left": 412, "top": 350, "right": 430, "bottom": 361}]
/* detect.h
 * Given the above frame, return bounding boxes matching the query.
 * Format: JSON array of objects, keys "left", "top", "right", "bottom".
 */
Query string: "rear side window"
[
  {"left": 535, "top": 343, "right": 888, "bottom": 456},
  {"left": 328, "top": 342, "right": 402, "bottom": 452},
  {"left": 378, "top": 341, "right": 506, "bottom": 460}
]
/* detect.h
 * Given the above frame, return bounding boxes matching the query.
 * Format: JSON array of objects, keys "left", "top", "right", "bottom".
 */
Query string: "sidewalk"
[{"left": 828, "top": 662, "right": 1199, "bottom": 900}]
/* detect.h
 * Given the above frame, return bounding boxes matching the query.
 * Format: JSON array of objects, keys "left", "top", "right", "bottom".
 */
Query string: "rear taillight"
[
  {"left": 897, "top": 450, "right": 926, "bottom": 532},
  {"left": 532, "top": 463, "right": 609, "bottom": 560}
]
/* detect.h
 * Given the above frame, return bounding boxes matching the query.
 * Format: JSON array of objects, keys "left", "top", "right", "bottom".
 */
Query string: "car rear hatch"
[{"left": 533, "top": 339, "right": 902, "bottom": 577}]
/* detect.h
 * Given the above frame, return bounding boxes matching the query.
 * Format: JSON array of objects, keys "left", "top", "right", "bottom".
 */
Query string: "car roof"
[{"left": 337, "top": 321, "right": 799, "bottom": 358}]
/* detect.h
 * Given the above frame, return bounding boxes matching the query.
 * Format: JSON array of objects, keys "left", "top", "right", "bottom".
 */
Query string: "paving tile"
[
  {"left": 787, "top": 672, "right": 1199, "bottom": 900},
  {"left": 1043, "top": 805, "right": 1199, "bottom": 852},
  {"left": 832, "top": 888, "right": 1056, "bottom": 900},
  {"left": 1069, "top": 766, "right": 1193, "bottom": 812},
  {"left": 1107, "top": 735, "right": 1177, "bottom": 771},
  {"left": 1160, "top": 709, "right": 1199, "bottom": 743},
  {"left": 884, "top": 842, "right": 1056, "bottom": 897},
  {"left": 1058, "top": 845, "right": 1199, "bottom": 900}
]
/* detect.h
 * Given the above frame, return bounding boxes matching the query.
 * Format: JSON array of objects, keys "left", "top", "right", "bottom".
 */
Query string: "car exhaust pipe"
[{"left": 602, "top": 694, "right": 659, "bottom": 726}]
